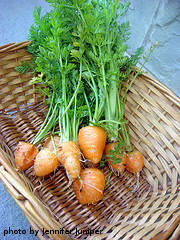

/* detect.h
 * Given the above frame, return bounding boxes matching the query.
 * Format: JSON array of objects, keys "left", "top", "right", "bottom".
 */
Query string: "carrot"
[
  {"left": 15, "top": 141, "right": 39, "bottom": 171},
  {"left": 56, "top": 141, "right": 81, "bottom": 183},
  {"left": 73, "top": 168, "right": 106, "bottom": 205},
  {"left": 126, "top": 150, "right": 144, "bottom": 174},
  {"left": 78, "top": 126, "right": 107, "bottom": 164},
  {"left": 126, "top": 150, "right": 144, "bottom": 189},
  {"left": 43, "top": 135, "right": 60, "bottom": 152},
  {"left": 34, "top": 148, "right": 59, "bottom": 177},
  {"left": 104, "top": 142, "right": 127, "bottom": 175}
]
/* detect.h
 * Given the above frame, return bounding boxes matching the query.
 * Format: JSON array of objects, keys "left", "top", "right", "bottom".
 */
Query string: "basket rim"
[{"left": 0, "top": 41, "right": 31, "bottom": 53}]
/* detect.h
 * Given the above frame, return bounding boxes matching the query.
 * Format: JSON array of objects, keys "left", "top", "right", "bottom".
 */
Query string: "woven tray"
[{"left": 0, "top": 41, "right": 179, "bottom": 240}]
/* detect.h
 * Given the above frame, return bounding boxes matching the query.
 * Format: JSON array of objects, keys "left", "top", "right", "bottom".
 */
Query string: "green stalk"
[
  {"left": 61, "top": 61, "right": 82, "bottom": 120},
  {"left": 30, "top": 91, "right": 55, "bottom": 145},
  {"left": 32, "top": 103, "right": 59, "bottom": 145},
  {"left": 100, "top": 64, "right": 110, "bottom": 120},
  {"left": 60, "top": 73, "right": 70, "bottom": 142},
  {"left": 72, "top": 94, "right": 77, "bottom": 142},
  {"left": 122, "top": 44, "right": 158, "bottom": 103},
  {"left": 76, "top": 4, "right": 86, "bottom": 25},
  {"left": 83, "top": 91, "right": 92, "bottom": 123},
  {"left": 71, "top": 94, "right": 81, "bottom": 143},
  {"left": 99, "top": 47, "right": 108, "bottom": 99},
  {"left": 108, "top": 77, "right": 117, "bottom": 120},
  {"left": 120, "top": 123, "right": 131, "bottom": 151},
  {"left": 99, "top": 119, "right": 127, "bottom": 125},
  {"left": 83, "top": 60, "right": 99, "bottom": 122},
  {"left": 60, "top": 59, "right": 83, "bottom": 142}
]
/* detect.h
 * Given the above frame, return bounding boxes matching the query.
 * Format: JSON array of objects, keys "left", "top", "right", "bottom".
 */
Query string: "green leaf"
[
  {"left": 70, "top": 49, "right": 80, "bottom": 60},
  {"left": 14, "top": 60, "right": 33, "bottom": 74}
]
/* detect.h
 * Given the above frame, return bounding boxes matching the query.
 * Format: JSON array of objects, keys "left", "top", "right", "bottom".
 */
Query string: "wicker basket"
[{"left": 0, "top": 41, "right": 179, "bottom": 240}]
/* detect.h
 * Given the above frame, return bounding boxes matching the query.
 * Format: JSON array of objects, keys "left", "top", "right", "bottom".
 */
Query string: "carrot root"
[
  {"left": 73, "top": 168, "right": 106, "bottom": 205},
  {"left": 15, "top": 141, "right": 39, "bottom": 171},
  {"left": 78, "top": 126, "right": 107, "bottom": 164},
  {"left": 132, "top": 172, "right": 140, "bottom": 192},
  {"left": 104, "top": 142, "right": 127, "bottom": 175},
  {"left": 56, "top": 141, "right": 81, "bottom": 183},
  {"left": 34, "top": 148, "right": 59, "bottom": 177}
]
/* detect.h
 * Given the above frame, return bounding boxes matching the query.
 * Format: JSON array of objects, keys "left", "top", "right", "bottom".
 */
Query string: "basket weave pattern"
[{"left": 0, "top": 42, "right": 180, "bottom": 240}]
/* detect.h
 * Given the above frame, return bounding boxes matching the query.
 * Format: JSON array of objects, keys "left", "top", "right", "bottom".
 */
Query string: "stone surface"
[
  {"left": 0, "top": 0, "right": 51, "bottom": 45},
  {"left": 143, "top": 0, "right": 180, "bottom": 96},
  {"left": 120, "top": 0, "right": 180, "bottom": 97},
  {"left": 120, "top": 0, "right": 160, "bottom": 51}
]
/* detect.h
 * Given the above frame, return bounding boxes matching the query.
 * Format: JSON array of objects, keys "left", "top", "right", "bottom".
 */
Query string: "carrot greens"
[
  {"left": 15, "top": 0, "right": 158, "bottom": 153},
  {"left": 24, "top": 4, "right": 88, "bottom": 145},
  {"left": 66, "top": 0, "right": 142, "bottom": 151}
]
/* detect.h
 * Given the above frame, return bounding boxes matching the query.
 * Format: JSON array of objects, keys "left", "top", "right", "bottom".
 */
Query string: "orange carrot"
[
  {"left": 126, "top": 150, "right": 144, "bottom": 189},
  {"left": 126, "top": 150, "right": 144, "bottom": 174},
  {"left": 78, "top": 126, "right": 107, "bottom": 164},
  {"left": 15, "top": 141, "right": 39, "bottom": 171},
  {"left": 104, "top": 142, "right": 127, "bottom": 175},
  {"left": 56, "top": 141, "right": 81, "bottom": 183},
  {"left": 73, "top": 168, "right": 106, "bottom": 205},
  {"left": 34, "top": 148, "right": 59, "bottom": 177},
  {"left": 43, "top": 135, "right": 60, "bottom": 152}
]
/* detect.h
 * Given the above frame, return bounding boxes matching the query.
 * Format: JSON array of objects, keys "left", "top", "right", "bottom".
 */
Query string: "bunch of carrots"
[
  {"left": 14, "top": 0, "right": 157, "bottom": 205},
  {"left": 15, "top": 133, "right": 143, "bottom": 205}
]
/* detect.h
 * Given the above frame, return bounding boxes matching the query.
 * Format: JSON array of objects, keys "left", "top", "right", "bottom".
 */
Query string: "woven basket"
[{"left": 0, "top": 41, "right": 179, "bottom": 240}]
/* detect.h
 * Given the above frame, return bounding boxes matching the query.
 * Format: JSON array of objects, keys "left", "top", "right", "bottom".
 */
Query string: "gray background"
[{"left": 0, "top": 0, "right": 180, "bottom": 239}]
